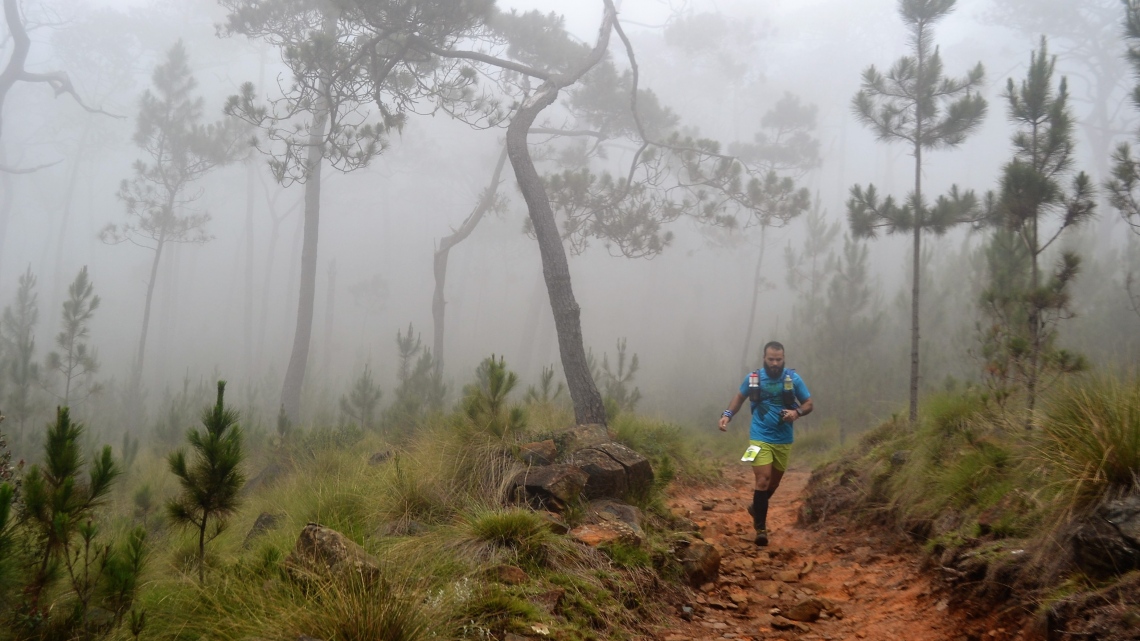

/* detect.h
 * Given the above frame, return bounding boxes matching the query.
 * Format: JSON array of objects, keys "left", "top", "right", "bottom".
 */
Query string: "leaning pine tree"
[
  {"left": 167, "top": 381, "right": 244, "bottom": 584},
  {"left": 989, "top": 38, "right": 1095, "bottom": 426},
  {"left": 846, "top": 0, "right": 988, "bottom": 423}
]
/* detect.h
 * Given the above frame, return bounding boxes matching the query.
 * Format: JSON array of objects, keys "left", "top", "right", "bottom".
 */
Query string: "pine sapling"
[{"left": 166, "top": 381, "right": 245, "bottom": 583}]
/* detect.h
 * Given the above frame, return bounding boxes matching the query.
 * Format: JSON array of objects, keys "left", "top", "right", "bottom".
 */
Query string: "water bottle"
[
  {"left": 748, "top": 370, "right": 760, "bottom": 402},
  {"left": 782, "top": 373, "right": 796, "bottom": 408}
]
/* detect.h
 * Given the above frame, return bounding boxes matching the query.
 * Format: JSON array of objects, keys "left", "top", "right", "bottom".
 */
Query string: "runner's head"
[{"left": 762, "top": 341, "right": 785, "bottom": 378}]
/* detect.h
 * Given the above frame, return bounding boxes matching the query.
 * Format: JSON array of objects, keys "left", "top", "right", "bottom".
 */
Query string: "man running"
[{"left": 718, "top": 341, "right": 813, "bottom": 546}]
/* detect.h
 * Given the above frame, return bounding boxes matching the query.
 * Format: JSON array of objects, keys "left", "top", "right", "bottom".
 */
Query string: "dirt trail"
[{"left": 652, "top": 465, "right": 990, "bottom": 641}]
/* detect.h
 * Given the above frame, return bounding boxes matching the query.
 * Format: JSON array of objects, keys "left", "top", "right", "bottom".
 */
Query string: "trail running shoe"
[{"left": 754, "top": 529, "right": 769, "bottom": 547}]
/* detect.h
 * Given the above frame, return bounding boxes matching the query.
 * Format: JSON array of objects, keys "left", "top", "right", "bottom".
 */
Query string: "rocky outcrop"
[
  {"left": 242, "top": 511, "right": 284, "bottom": 549},
  {"left": 1072, "top": 494, "right": 1140, "bottom": 579},
  {"left": 674, "top": 537, "right": 721, "bottom": 587},
  {"left": 571, "top": 448, "right": 628, "bottom": 499},
  {"left": 594, "top": 441, "right": 654, "bottom": 494},
  {"left": 510, "top": 464, "right": 588, "bottom": 512},
  {"left": 518, "top": 440, "right": 557, "bottom": 466},
  {"left": 285, "top": 523, "right": 381, "bottom": 581}
]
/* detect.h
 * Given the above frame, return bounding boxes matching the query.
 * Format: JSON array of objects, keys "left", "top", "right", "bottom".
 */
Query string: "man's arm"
[
  {"left": 718, "top": 392, "right": 746, "bottom": 431},
  {"left": 782, "top": 397, "right": 813, "bottom": 422}
]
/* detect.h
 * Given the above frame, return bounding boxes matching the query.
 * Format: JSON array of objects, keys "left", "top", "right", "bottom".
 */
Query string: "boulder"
[
  {"left": 571, "top": 448, "right": 628, "bottom": 499},
  {"left": 244, "top": 460, "right": 287, "bottom": 494},
  {"left": 588, "top": 499, "right": 645, "bottom": 543},
  {"left": 242, "top": 512, "right": 285, "bottom": 549},
  {"left": 368, "top": 451, "right": 392, "bottom": 465},
  {"left": 557, "top": 423, "right": 611, "bottom": 453},
  {"left": 594, "top": 441, "right": 654, "bottom": 493},
  {"left": 570, "top": 522, "right": 640, "bottom": 547},
  {"left": 1071, "top": 510, "right": 1135, "bottom": 577},
  {"left": 785, "top": 597, "right": 826, "bottom": 622},
  {"left": 286, "top": 523, "right": 381, "bottom": 581},
  {"left": 510, "top": 464, "right": 588, "bottom": 512},
  {"left": 1102, "top": 495, "right": 1140, "bottom": 547},
  {"left": 674, "top": 538, "right": 721, "bottom": 587},
  {"left": 519, "top": 440, "right": 557, "bottom": 466},
  {"left": 489, "top": 564, "right": 528, "bottom": 585}
]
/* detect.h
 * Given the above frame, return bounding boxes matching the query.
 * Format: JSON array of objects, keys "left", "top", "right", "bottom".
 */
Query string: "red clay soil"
[{"left": 649, "top": 465, "right": 1010, "bottom": 641}]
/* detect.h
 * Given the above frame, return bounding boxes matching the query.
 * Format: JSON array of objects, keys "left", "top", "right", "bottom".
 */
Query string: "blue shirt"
[{"left": 738, "top": 368, "right": 811, "bottom": 445}]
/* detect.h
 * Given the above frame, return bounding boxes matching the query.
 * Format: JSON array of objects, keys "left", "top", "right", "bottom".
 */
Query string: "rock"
[
  {"left": 533, "top": 588, "right": 565, "bottom": 613},
  {"left": 510, "top": 464, "right": 588, "bottom": 511},
  {"left": 285, "top": 523, "right": 381, "bottom": 580},
  {"left": 570, "top": 521, "right": 640, "bottom": 547},
  {"left": 785, "top": 597, "right": 826, "bottom": 622},
  {"left": 242, "top": 512, "right": 284, "bottom": 549},
  {"left": 890, "top": 450, "right": 910, "bottom": 466},
  {"left": 519, "top": 440, "right": 558, "bottom": 466},
  {"left": 775, "top": 570, "right": 800, "bottom": 583},
  {"left": 675, "top": 538, "right": 721, "bottom": 587},
  {"left": 571, "top": 448, "right": 628, "bottom": 499},
  {"left": 1072, "top": 515, "right": 1140, "bottom": 578},
  {"left": 755, "top": 580, "right": 780, "bottom": 597},
  {"left": 1102, "top": 495, "right": 1140, "bottom": 547},
  {"left": 594, "top": 441, "right": 654, "bottom": 493},
  {"left": 588, "top": 499, "right": 645, "bottom": 540},
  {"left": 754, "top": 613, "right": 775, "bottom": 628},
  {"left": 489, "top": 564, "right": 528, "bottom": 585},
  {"left": 536, "top": 510, "right": 569, "bottom": 535},
  {"left": 244, "top": 460, "right": 287, "bottom": 494},
  {"left": 770, "top": 615, "right": 810, "bottom": 632},
  {"left": 701, "top": 500, "right": 717, "bottom": 511},
  {"left": 367, "top": 451, "right": 392, "bottom": 465},
  {"left": 557, "top": 423, "right": 611, "bottom": 452}
]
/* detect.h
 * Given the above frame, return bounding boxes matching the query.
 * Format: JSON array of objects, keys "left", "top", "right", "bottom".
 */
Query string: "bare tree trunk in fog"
[
  {"left": 432, "top": 144, "right": 508, "bottom": 376},
  {"left": 323, "top": 259, "right": 335, "bottom": 376},
  {"left": 504, "top": 7, "right": 615, "bottom": 427},
  {"left": 254, "top": 173, "right": 295, "bottom": 367},
  {"left": 51, "top": 124, "right": 92, "bottom": 307},
  {"left": 908, "top": 130, "right": 923, "bottom": 425},
  {"left": 280, "top": 88, "right": 329, "bottom": 424},
  {"left": 0, "top": 147, "right": 11, "bottom": 284},
  {"left": 244, "top": 160, "right": 256, "bottom": 378},
  {"left": 739, "top": 226, "right": 769, "bottom": 375},
  {"left": 132, "top": 220, "right": 169, "bottom": 390}
]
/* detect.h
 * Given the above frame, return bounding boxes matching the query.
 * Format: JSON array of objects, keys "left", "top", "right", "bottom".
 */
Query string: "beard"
[{"left": 764, "top": 365, "right": 783, "bottom": 379}]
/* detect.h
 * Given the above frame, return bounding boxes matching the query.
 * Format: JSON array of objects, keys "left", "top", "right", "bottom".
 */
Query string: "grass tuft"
[{"left": 1038, "top": 375, "right": 1140, "bottom": 509}]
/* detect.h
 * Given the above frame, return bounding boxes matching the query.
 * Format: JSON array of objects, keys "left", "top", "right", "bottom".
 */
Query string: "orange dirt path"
[{"left": 650, "top": 465, "right": 991, "bottom": 641}]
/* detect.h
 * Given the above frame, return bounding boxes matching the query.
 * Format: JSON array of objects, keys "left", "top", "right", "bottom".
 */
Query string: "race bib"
[{"left": 741, "top": 445, "right": 761, "bottom": 462}]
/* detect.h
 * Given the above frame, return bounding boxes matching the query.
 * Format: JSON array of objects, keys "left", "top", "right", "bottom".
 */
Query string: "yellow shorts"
[{"left": 746, "top": 440, "right": 792, "bottom": 472}]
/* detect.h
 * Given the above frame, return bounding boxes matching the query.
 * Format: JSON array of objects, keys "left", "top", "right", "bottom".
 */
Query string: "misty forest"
[{"left": 1, "top": 0, "right": 1140, "bottom": 640}]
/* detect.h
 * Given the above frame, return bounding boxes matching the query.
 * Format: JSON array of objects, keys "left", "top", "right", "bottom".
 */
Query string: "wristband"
[
  {"left": 722, "top": 409, "right": 734, "bottom": 419},
  {"left": 794, "top": 408, "right": 803, "bottom": 417}
]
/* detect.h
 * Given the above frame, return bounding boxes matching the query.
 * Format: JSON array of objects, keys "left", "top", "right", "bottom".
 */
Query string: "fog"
[{"left": 1, "top": 0, "right": 1137, "bottom": 451}]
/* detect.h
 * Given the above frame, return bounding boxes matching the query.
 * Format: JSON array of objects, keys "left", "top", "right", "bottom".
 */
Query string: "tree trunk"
[
  {"left": 503, "top": 4, "right": 616, "bottom": 426},
  {"left": 908, "top": 21, "right": 927, "bottom": 426},
  {"left": 132, "top": 233, "right": 166, "bottom": 392},
  {"left": 51, "top": 123, "right": 91, "bottom": 312},
  {"left": 739, "top": 226, "right": 769, "bottom": 375},
  {"left": 1026, "top": 213, "right": 1041, "bottom": 429},
  {"left": 279, "top": 88, "right": 329, "bottom": 424},
  {"left": 243, "top": 160, "right": 256, "bottom": 378},
  {"left": 0, "top": 147, "right": 11, "bottom": 284},
  {"left": 432, "top": 143, "right": 509, "bottom": 376},
  {"left": 197, "top": 514, "right": 207, "bottom": 584},
  {"left": 323, "top": 259, "right": 336, "bottom": 376}
]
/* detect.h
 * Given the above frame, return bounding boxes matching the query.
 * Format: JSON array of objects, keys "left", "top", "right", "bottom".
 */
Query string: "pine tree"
[
  {"left": 1, "top": 266, "right": 41, "bottom": 441},
  {"left": 21, "top": 408, "right": 119, "bottom": 607},
  {"left": 46, "top": 266, "right": 100, "bottom": 407},
  {"left": 991, "top": 38, "right": 1095, "bottom": 425},
  {"left": 599, "top": 338, "right": 642, "bottom": 415},
  {"left": 847, "top": 0, "right": 988, "bottom": 423},
  {"left": 103, "top": 41, "right": 245, "bottom": 393},
  {"left": 339, "top": 365, "right": 382, "bottom": 430},
  {"left": 462, "top": 355, "right": 525, "bottom": 440},
  {"left": 167, "top": 381, "right": 245, "bottom": 584}
]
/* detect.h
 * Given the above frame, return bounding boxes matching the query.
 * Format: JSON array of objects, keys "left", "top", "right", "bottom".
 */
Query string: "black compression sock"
[{"left": 752, "top": 490, "right": 769, "bottom": 531}]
